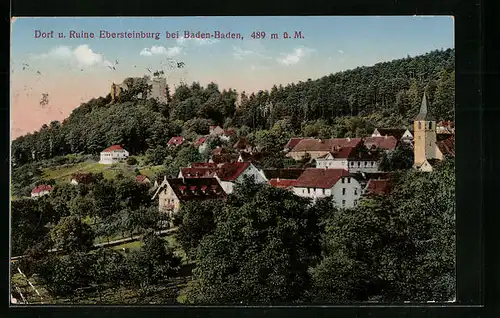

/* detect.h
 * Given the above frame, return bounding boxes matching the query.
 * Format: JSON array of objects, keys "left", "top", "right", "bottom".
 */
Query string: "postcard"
[{"left": 10, "top": 16, "right": 455, "bottom": 305}]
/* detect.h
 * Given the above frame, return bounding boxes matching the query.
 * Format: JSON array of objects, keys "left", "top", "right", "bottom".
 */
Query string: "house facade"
[
  {"left": 179, "top": 161, "right": 267, "bottom": 194},
  {"left": 292, "top": 168, "right": 362, "bottom": 209},
  {"left": 31, "top": 185, "right": 53, "bottom": 198},
  {"left": 99, "top": 145, "right": 129, "bottom": 164},
  {"left": 315, "top": 147, "right": 380, "bottom": 173},
  {"left": 152, "top": 177, "right": 226, "bottom": 216},
  {"left": 286, "top": 138, "right": 363, "bottom": 161}
]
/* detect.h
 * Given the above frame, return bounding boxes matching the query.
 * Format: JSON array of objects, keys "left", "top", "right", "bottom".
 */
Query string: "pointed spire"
[{"left": 414, "top": 92, "right": 436, "bottom": 121}]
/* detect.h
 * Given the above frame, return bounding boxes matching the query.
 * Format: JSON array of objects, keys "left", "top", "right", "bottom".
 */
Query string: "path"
[{"left": 11, "top": 227, "right": 177, "bottom": 262}]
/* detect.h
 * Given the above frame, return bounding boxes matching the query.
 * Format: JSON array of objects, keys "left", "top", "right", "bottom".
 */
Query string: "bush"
[{"left": 127, "top": 157, "right": 138, "bottom": 165}]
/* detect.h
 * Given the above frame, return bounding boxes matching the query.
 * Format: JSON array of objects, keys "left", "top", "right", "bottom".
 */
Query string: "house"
[
  {"left": 286, "top": 138, "right": 363, "bottom": 161},
  {"left": 413, "top": 93, "right": 455, "bottom": 172},
  {"left": 315, "top": 146, "right": 381, "bottom": 173},
  {"left": 31, "top": 184, "right": 53, "bottom": 198},
  {"left": 261, "top": 168, "right": 306, "bottom": 181},
  {"left": 292, "top": 168, "right": 362, "bottom": 209},
  {"left": 209, "top": 153, "right": 240, "bottom": 164},
  {"left": 209, "top": 125, "right": 224, "bottom": 136},
  {"left": 194, "top": 136, "right": 210, "bottom": 154},
  {"left": 364, "top": 179, "right": 391, "bottom": 196},
  {"left": 436, "top": 121, "right": 455, "bottom": 134},
  {"left": 371, "top": 128, "right": 413, "bottom": 144},
  {"left": 179, "top": 161, "right": 267, "bottom": 194},
  {"left": 237, "top": 152, "right": 268, "bottom": 164},
  {"left": 220, "top": 129, "right": 236, "bottom": 142},
  {"left": 268, "top": 179, "right": 297, "bottom": 190},
  {"left": 167, "top": 136, "right": 185, "bottom": 147},
  {"left": 284, "top": 137, "right": 313, "bottom": 152},
  {"left": 99, "top": 145, "right": 129, "bottom": 164},
  {"left": 362, "top": 136, "right": 399, "bottom": 152},
  {"left": 233, "top": 137, "right": 254, "bottom": 153},
  {"left": 152, "top": 177, "right": 226, "bottom": 216},
  {"left": 136, "top": 175, "right": 151, "bottom": 184},
  {"left": 69, "top": 172, "right": 94, "bottom": 185}
]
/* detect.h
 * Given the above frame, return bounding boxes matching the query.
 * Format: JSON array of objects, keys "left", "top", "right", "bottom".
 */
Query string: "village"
[{"left": 30, "top": 93, "right": 455, "bottom": 221}]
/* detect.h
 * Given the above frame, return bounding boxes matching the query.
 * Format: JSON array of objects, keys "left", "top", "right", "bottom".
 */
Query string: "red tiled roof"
[
  {"left": 286, "top": 138, "right": 311, "bottom": 150},
  {"left": 168, "top": 136, "right": 185, "bottom": 146},
  {"left": 294, "top": 168, "right": 350, "bottom": 189},
  {"left": 291, "top": 138, "right": 363, "bottom": 153},
  {"left": 168, "top": 177, "right": 226, "bottom": 201},
  {"left": 317, "top": 146, "right": 380, "bottom": 161},
  {"left": 365, "top": 179, "right": 391, "bottom": 196},
  {"left": 135, "top": 175, "right": 149, "bottom": 183},
  {"left": 363, "top": 136, "right": 398, "bottom": 151},
  {"left": 31, "top": 184, "right": 53, "bottom": 194},
  {"left": 181, "top": 161, "right": 251, "bottom": 182},
  {"left": 262, "top": 168, "right": 306, "bottom": 180},
  {"left": 436, "top": 135, "right": 455, "bottom": 157},
  {"left": 194, "top": 136, "right": 208, "bottom": 147},
  {"left": 191, "top": 162, "right": 219, "bottom": 168},
  {"left": 268, "top": 179, "right": 297, "bottom": 189},
  {"left": 102, "top": 145, "right": 126, "bottom": 152}
]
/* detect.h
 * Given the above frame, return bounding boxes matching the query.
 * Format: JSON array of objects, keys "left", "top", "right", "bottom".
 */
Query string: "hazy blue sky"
[{"left": 11, "top": 16, "right": 454, "bottom": 137}]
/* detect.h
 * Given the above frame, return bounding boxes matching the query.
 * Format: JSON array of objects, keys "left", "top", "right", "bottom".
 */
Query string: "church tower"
[{"left": 413, "top": 92, "right": 437, "bottom": 168}]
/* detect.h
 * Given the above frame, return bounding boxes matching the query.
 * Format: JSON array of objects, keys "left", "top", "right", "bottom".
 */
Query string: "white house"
[
  {"left": 31, "top": 185, "right": 53, "bottom": 198},
  {"left": 99, "top": 145, "right": 129, "bottom": 164},
  {"left": 292, "top": 168, "right": 362, "bottom": 209},
  {"left": 315, "top": 146, "right": 381, "bottom": 173},
  {"left": 179, "top": 161, "right": 267, "bottom": 194}
]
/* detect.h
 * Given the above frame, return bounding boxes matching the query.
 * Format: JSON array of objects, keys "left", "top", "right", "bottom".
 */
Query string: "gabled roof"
[
  {"left": 194, "top": 136, "right": 209, "bottom": 147},
  {"left": 135, "top": 175, "right": 150, "bottom": 183},
  {"left": 166, "top": 177, "right": 226, "bottom": 202},
  {"left": 285, "top": 138, "right": 312, "bottom": 150},
  {"left": 290, "top": 138, "right": 363, "bottom": 153},
  {"left": 317, "top": 146, "right": 380, "bottom": 161},
  {"left": 436, "top": 135, "right": 455, "bottom": 157},
  {"left": 102, "top": 145, "right": 126, "bottom": 152},
  {"left": 373, "top": 128, "right": 411, "bottom": 140},
  {"left": 233, "top": 137, "right": 253, "bottom": 150},
  {"left": 363, "top": 136, "right": 398, "bottom": 151},
  {"left": 294, "top": 168, "right": 350, "bottom": 189},
  {"left": 32, "top": 184, "right": 53, "bottom": 194},
  {"left": 181, "top": 161, "right": 252, "bottom": 182},
  {"left": 414, "top": 92, "right": 436, "bottom": 121},
  {"left": 268, "top": 179, "right": 297, "bottom": 189},
  {"left": 262, "top": 168, "right": 306, "bottom": 180},
  {"left": 365, "top": 179, "right": 391, "bottom": 196},
  {"left": 167, "top": 136, "right": 185, "bottom": 146}
]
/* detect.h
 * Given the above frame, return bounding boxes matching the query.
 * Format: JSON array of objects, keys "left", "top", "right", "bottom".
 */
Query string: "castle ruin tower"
[{"left": 413, "top": 92, "right": 437, "bottom": 168}]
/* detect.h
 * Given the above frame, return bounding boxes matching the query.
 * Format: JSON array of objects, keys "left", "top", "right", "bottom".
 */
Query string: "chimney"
[{"left": 346, "top": 137, "right": 351, "bottom": 142}]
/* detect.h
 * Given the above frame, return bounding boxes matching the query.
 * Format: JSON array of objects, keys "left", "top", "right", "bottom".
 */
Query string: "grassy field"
[{"left": 41, "top": 156, "right": 164, "bottom": 184}]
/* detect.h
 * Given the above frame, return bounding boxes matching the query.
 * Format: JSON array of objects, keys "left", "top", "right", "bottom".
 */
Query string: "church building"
[{"left": 413, "top": 92, "right": 455, "bottom": 172}]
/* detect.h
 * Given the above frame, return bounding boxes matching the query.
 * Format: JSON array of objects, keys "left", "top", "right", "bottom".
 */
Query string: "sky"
[{"left": 10, "top": 16, "right": 454, "bottom": 138}]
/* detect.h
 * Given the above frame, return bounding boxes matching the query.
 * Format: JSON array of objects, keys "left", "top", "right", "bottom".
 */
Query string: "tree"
[
  {"left": 173, "top": 200, "right": 224, "bottom": 259},
  {"left": 126, "top": 231, "right": 182, "bottom": 288},
  {"left": 184, "top": 184, "right": 322, "bottom": 304},
  {"left": 127, "top": 157, "right": 138, "bottom": 165},
  {"left": 49, "top": 215, "right": 95, "bottom": 252},
  {"left": 379, "top": 143, "right": 414, "bottom": 171}
]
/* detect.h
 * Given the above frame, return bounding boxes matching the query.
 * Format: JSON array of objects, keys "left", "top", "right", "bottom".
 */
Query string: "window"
[
  {"left": 354, "top": 199, "right": 358, "bottom": 207},
  {"left": 322, "top": 189, "right": 325, "bottom": 195},
  {"left": 371, "top": 161, "right": 374, "bottom": 166},
  {"left": 351, "top": 162, "right": 354, "bottom": 166},
  {"left": 342, "top": 200, "right": 346, "bottom": 207},
  {"left": 347, "top": 177, "right": 351, "bottom": 183},
  {"left": 342, "top": 188, "right": 346, "bottom": 195},
  {"left": 429, "top": 122, "right": 432, "bottom": 130},
  {"left": 308, "top": 188, "right": 310, "bottom": 194},
  {"left": 342, "top": 178, "right": 345, "bottom": 183},
  {"left": 364, "top": 161, "right": 367, "bottom": 166},
  {"left": 302, "top": 189, "right": 305, "bottom": 194},
  {"left": 354, "top": 188, "right": 358, "bottom": 195},
  {"left": 357, "top": 162, "right": 361, "bottom": 167},
  {"left": 418, "top": 122, "right": 422, "bottom": 129}
]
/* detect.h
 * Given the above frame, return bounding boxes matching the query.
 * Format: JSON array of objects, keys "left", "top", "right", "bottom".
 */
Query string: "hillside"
[{"left": 11, "top": 48, "right": 455, "bottom": 169}]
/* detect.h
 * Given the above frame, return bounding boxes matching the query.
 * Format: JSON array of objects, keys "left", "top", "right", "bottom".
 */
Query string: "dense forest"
[{"left": 11, "top": 48, "right": 455, "bottom": 167}]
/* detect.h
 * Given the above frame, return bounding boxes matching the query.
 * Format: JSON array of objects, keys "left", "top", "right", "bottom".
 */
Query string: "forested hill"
[{"left": 11, "top": 48, "right": 454, "bottom": 166}]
